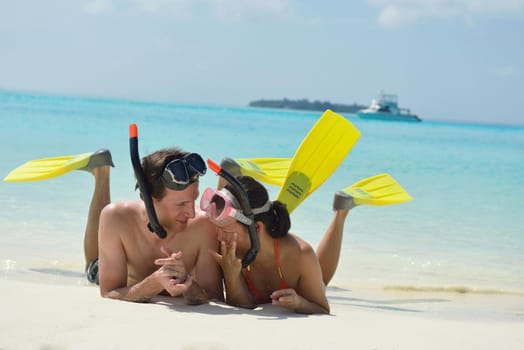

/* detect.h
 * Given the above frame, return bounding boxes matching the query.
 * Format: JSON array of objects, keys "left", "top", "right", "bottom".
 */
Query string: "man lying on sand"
[{"left": 82, "top": 148, "right": 223, "bottom": 304}]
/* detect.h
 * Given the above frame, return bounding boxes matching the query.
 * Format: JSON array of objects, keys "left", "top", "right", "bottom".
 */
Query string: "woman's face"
[{"left": 216, "top": 220, "right": 250, "bottom": 256}]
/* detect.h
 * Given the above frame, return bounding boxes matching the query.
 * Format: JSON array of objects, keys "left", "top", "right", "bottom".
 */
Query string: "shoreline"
[
  {"left": 1, "top": 279, "right": 523, "bottom": 349},
  {"left": 2, "top": 261, "right": 524, "bottom": 299}
]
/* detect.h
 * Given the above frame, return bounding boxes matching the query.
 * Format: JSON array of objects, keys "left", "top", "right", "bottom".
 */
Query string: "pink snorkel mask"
[{"left": 200, "top": 187, "right": 271, "bottom": 226}]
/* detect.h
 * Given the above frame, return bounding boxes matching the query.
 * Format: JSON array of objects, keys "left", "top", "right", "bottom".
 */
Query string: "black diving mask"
[{"left": 160, "top": 153, "right": 207, "bottom": 191}]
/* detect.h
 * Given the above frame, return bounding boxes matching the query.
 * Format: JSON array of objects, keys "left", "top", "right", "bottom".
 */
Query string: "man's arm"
[
  {"left": 187, "top": 218, "right": 224, "bottom": 302},
  {"left": 97, "top": 203, "right": 165, "bottom": 302}
]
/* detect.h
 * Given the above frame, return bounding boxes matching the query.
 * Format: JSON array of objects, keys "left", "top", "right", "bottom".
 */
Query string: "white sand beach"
[{"left": 1, "top": 279, "right": 522, "bottom": 350}]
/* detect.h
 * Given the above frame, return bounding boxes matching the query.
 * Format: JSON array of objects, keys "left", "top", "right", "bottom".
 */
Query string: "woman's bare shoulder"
[{"left": 281, "top": 233, "right": 316, "bottom": 256}]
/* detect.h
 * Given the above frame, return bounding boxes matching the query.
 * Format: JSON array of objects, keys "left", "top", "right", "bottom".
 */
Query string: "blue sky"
[{"left": 1, "top": 0, "right": 523, "bottom": 125}]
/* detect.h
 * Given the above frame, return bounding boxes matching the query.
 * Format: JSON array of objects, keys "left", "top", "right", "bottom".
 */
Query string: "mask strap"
[{"left": 252, "top": 201, "right": 271, "bottom": 215}]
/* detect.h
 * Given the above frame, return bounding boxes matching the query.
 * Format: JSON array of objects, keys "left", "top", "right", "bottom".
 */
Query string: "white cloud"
[
  {"left": 369, "top": 0, "right": 524, "bottom": 28},
  {"left": 82, "top": 0, "right": 192, "bottom": 16},
  {"left": 134, "top": 0, "right": 192, "bottom": 17},
  {"left": 495, "top": 65, "right": 521, "bottom": 78},
  {"left": 81, "top": 0, "right": 295, "bottom": 20},
  {"left": 211, "top": 0, "right": 295, "bottom": 22},
  {"left": 82, "top": 0, "right": 114, "bottom": 14}
]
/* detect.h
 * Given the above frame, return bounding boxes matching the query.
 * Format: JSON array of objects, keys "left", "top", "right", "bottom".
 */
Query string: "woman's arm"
[
  {"left": 271, "top": 244, "right": 330, "bottom": 314},
  {"left": 211, "top": 239, "right": 255, "bottom": 308}
]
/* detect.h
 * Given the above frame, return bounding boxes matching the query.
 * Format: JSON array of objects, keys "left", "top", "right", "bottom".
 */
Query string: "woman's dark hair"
[
  {"left": 135, "top": 147, "right": 190, "bottom": 199},
  {"left": 225, "top": 176, "right": 291, "bottom": 238}
]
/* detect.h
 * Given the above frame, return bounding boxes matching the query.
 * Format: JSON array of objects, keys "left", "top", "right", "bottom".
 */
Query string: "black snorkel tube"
[
  {"left": 129, "top": 123, "right": 167, "bottom": 239},
  {"left": 207, "top": 158, "right": 259, "bottom": 267}
]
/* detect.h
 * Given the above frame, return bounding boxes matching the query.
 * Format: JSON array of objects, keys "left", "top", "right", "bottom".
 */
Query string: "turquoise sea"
[{"left": 1, "top": 91, "right": 523, "bottom": 294}]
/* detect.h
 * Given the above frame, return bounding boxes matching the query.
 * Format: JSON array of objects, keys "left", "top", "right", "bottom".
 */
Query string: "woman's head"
[{"left": 224, "top": 176, "right": 291, "bottom": 238}]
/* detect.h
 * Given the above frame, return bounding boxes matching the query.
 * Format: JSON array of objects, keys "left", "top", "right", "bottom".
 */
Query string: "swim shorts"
[{"left": 87, "top": 258, "right": 99, "bottom": 285}]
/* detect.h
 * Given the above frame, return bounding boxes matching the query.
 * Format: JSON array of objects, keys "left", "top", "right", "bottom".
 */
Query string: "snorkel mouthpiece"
[
  {"left": 129, "top": 124, "right": 168, "bottom": 239},
  {"left": 207, "top": 158, "right": 259, "bottom": 267}
]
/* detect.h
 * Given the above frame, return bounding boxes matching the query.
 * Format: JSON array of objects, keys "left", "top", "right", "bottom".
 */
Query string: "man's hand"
[{"left": 154, "top": 246, "right": 192, "bottom": 297}]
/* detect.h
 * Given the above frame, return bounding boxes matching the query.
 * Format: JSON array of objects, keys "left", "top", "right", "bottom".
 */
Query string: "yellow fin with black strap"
[
  {"left": 276, "top": 110, "right": 361, "bottom": 214},
  {"left": 3, "top": 149, "right": 113, "bottom": 182},
  {"left": 333, "top": 173, "right": 413, "bottom": 210}
]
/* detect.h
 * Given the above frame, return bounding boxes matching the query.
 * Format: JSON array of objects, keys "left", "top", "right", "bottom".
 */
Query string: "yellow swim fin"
[
  {"left": 277, "top": 110, "right": 361, "bottom": 214},
  {"left": 332, "top": 173, "right": 413, "bottom": 210},
  {"left": 220, "top": 157, "right": 291, "bottom": 186},
  {"left": 3, "top": 149, "right": 114, "bottom": 182}
]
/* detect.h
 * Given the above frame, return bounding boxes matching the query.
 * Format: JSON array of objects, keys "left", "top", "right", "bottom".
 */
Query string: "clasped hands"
[{"left": 154, "top": 246, "right": 192, "bottom": 297}]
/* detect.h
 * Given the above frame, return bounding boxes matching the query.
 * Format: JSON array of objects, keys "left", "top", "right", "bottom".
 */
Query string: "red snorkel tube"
[
  {"left": 129, "top": 124, "right": 167, "bottom": 239},
  {"left": 208, "top": 158, "right": 259, "bottom": 267}
]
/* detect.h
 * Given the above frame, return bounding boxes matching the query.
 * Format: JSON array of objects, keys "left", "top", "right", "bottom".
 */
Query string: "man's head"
[
  {"left": 135, "top": 147, "right": 207, "bottom": 235},
  {"left": 137, "top": 147, "right": 206, "bottom": 199}
]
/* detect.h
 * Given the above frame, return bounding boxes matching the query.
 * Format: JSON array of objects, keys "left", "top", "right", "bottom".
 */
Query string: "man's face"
[{"left": 154, "top": 182, "right": 199, "bottom": 234}]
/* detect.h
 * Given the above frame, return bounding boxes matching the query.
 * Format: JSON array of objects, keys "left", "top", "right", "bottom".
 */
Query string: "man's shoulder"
[
  {"left": 181, "top": 214, "right": 217, "bottom": 242},
  {"left": 101, "top": 200, "right": 143, "bottom": 222},
  {"left": 189, "top": 213, "right": 215, "bottom": 231},
  {"left": 99, "top": 200, "right": 147, "bottom": 242}
]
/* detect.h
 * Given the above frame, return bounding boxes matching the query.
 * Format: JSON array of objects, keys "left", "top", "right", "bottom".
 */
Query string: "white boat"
[{"left": 357, "top": 93, "right": 421, "bottom": 122}]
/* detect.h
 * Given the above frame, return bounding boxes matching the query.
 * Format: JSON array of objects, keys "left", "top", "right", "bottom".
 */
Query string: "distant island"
[{"left": 248, "top": 98, "right": 366, "bottom": 114}]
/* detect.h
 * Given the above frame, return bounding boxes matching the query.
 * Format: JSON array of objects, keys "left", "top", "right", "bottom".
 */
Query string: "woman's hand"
[
  {"left": 271, "top": 288, "right": 330, "bottom": 314},
  {"left": 210, "top": 233, "right": 242, "bottom": 279},
  {"left": 210, "top": 233, "right": 255, "bottom": 308},
  {"left": 270, "top": 288, "right": 305, "bottom": 311}
]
